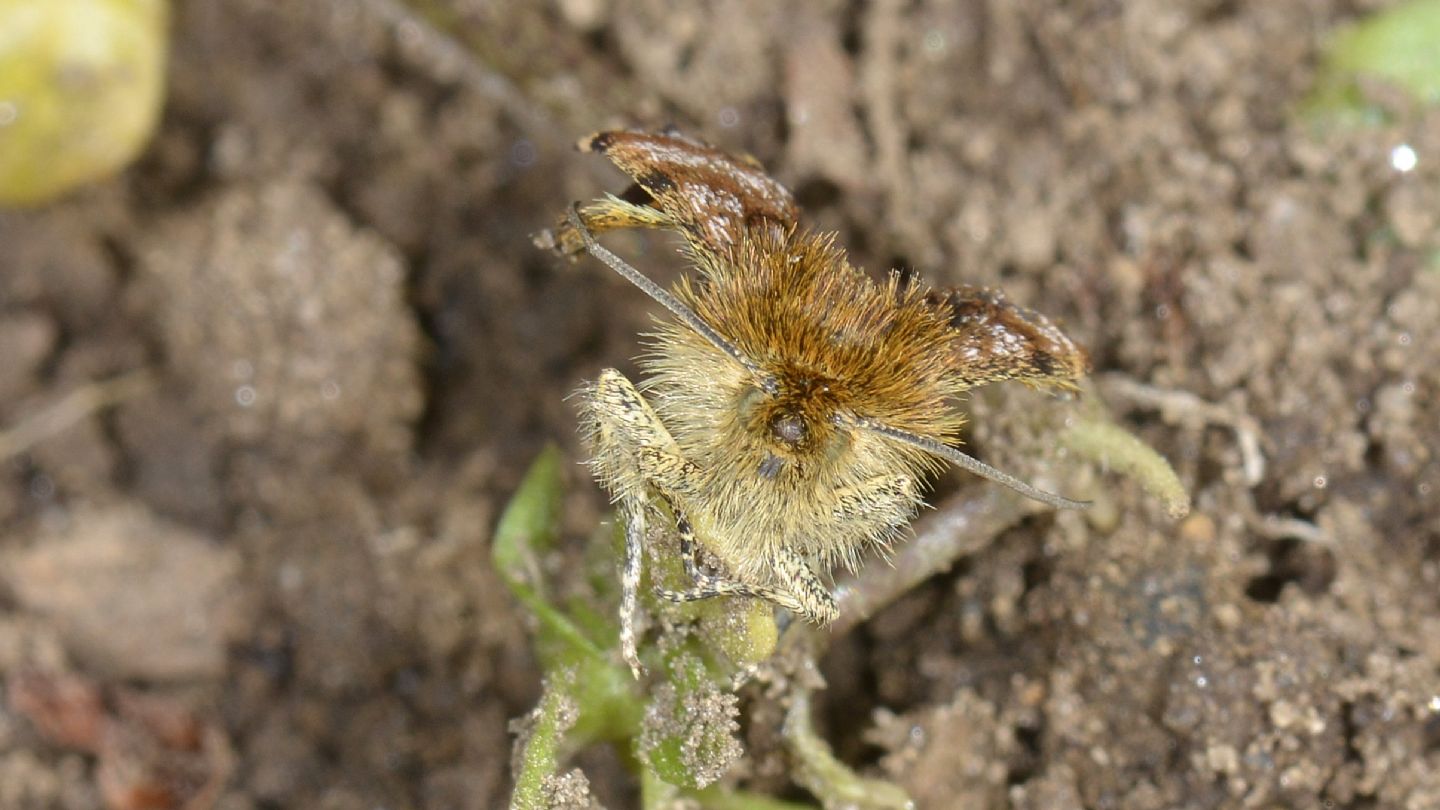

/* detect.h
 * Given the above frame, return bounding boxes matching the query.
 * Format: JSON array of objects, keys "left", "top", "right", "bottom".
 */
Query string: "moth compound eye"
[{"left": 769, "top": 412, "right": 808, "bottom": 447}]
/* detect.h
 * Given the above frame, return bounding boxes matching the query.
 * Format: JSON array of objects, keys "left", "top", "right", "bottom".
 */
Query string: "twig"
[
  {"left": 828, "top": 485, "right": 1043, "bottom": 639},
  {"left": 355, "top": 0, "right": 621, "bottom": 177},
  {"left": 351, "top": 0, "right": 637, "bottom": 207},
  {"left": 1100, "top": 374, "right": 1266, "bottom": 487},
  {"left": 0, "top": 370, "right": 154, "bottom": 462},
  {"left": 1250, "top": 513, "right": 1333, "bottom": 546},
  {"left": 357, "top": 0, "right": 555, "bottom": 136}
]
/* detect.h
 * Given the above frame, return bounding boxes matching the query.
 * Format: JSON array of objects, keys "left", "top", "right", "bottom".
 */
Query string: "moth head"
[{"left": 732, "top": 369, "right": 851, "bottom": 478}]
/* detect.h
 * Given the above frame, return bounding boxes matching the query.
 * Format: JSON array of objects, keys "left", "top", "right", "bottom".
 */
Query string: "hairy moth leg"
[
  {"left": 582, "top": 368, "right": 705, "bottom": 677},
  {"left": 768, "top": 546, "right": 839, "bottom": 625},
  {"left": 547, "top": 195, "right": 675, "bottom": 256},
  {"left": 652, "top": 504, "right": 756, "bottom": 604},
  {"left": 655, "top": 501, "right": 840, "bottom": 626}
]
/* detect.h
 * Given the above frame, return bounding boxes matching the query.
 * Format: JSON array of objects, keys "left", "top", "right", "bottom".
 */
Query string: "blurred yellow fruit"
[{"left": 0, "top": 0, "right": 168, "bottom": 206}]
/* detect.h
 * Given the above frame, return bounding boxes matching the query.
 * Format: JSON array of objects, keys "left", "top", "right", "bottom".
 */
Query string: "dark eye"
[{"left": 769, "top": 412, "right": 808, "bottom": 446}]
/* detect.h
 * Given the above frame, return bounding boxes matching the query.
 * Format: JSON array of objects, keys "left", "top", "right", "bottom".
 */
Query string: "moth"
[{"left": 541, "top": 128, "right": 1089, "bottom": 677}]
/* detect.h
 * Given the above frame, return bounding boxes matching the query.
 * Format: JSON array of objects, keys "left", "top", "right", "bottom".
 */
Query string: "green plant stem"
[
  {"left": 783, "top": 690, "right": 912, "bottom": 810},
  {"left": 696, "top": 787, "right": 818, "bottom": 810},
  {"left": 511, "top": 676, "right": 577, "bottom": 810},
  {"left": 1061, "top": 419, "right": 1190, "bottom": 520}
]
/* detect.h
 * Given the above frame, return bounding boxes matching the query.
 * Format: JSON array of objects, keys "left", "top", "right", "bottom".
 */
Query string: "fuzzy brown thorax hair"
[
  {"left": 715, "top": 230, "right": 963, "bottom": 428},
  {"left": 636, "top": 227, "right": 965, "bottom": 574}
]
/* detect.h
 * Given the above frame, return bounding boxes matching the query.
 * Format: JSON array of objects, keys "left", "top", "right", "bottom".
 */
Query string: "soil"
[{"left": 2, "top": 1, "right": 1438, "bottom": 808}]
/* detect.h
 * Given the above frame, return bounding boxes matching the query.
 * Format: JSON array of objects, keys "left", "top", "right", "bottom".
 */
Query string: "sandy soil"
[{"left": 1, "top": 1, "right": 1437, "bottom": 808}]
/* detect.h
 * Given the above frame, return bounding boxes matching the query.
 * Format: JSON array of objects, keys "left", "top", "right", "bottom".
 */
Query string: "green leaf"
[
  {"left": 494, "top": 445, "right": 565, "bottom": 592},
  {"left": 493, "top": 446, "right": 598, "bottom": 660},
  {"left": 638, "top": 649, "right": 745, "bottom": 790},
  {"left": 494, "top": 447, "right": 641, "bottom": 742},
  {"left": 510, "top": 674, "right": 577, "bottom": 810},
  {"left": 1304, "top": 0, "right": 1440, "bottom": 126}
]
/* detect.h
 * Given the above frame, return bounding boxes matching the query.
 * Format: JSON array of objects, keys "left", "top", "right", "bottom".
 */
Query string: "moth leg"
[
  {"left": 653, "top": 504, "right": 754, "bottom": 604},
  {"left": 636, "top": 447, "right": 704, "bottom": 502},
  {"left": 581, "top": 368, "right": 705, "bottom": 677},
  {"left": 582, "top": 368, "right": 699, "bottom": 499},
  {"left": 545, "top": 194, "right": 675, "bottom": 257},
  {"left": 655, "top": 502, "right": 839, "bottom": 627},
  {"left": 586, "top": 369, "right": 674, "bottom": 450},
  {"left": 618, "top": 500, "right": 647, "bottom": 679},
  {"left": 831, "top": 474, "right": 916, "bottom": 524},
  {"left": 767, "top": 547, "right": 839, "bottom": 626}
]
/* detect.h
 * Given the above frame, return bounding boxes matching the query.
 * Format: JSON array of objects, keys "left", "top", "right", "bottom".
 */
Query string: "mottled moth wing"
[
  {"left": 925, "top": 285, "right": 1090, "bottom": 390},
  {"left": 543, "top": 128, "right": 798, "bottom": 257}
]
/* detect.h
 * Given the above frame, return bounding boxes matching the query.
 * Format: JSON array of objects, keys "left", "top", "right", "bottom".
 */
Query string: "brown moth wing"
[
  {"left": 925, "top": 285, "right": 1090, "bottom": 390},
  {"left": 543, "top": 128, "right": 799, "bottom": 257}
]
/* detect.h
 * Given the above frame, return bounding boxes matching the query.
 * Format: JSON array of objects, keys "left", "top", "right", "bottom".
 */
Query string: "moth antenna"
[
  {"left": 854, "top": 418, "right": 1090, "bottom": 510},
  {"left": 566, "top": 204, "right": 777, "bottom": 392}
]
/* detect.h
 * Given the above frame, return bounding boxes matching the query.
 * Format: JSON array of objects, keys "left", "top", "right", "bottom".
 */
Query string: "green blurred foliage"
[{"left": 1305, "top": 0, "right": 1440, "bottom": 125}]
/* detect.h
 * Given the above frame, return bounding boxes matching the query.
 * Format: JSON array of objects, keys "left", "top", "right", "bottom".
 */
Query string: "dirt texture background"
[{"left": 1, "top": 1, "right": 1438, "bottom": 808}]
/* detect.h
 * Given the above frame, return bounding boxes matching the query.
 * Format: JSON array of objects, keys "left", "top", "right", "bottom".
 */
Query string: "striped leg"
[
  {"left": 581, "top": 369, "right": 706, "bottom": 678},
  {"left": 655, "top": 503, "right": 838, "bottom": 626},
  {"left": 619, "top": 501, "right": 647, "bottom": 679}
]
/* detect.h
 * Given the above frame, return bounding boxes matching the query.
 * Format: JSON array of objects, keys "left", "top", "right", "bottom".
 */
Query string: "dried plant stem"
[
  {"left": 355, "top": 0, "right": 614, "bottom": 183},
  {"left": 0, "top": 370, "right": 153, "bottom": 462},
  {"left": 1100, "top": 373, "right": 1265, "bottom": 487},
  {"left": 828, "top": 485, "right": 1044, "bottom": 639},
  {"left": 358, "top": 0, "right": 554, "bottom": 136},
  {"left": 1250, "top": 513, "right": 1332, "bottom": 546}
]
